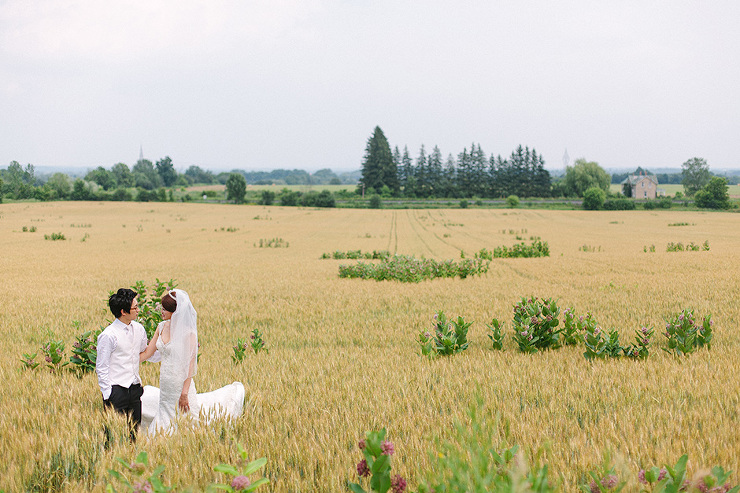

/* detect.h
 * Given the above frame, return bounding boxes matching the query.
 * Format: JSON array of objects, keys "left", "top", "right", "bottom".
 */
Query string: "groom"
[{"left": 96, "top": 288, "right": 157, "bottom": 440}]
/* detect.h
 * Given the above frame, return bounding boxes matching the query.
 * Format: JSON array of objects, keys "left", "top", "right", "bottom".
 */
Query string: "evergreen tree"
[
  {"left": 415, "top": 145, "right": 428, "bottom": 197},
  {"left": 470, "top": 143, "right": 488, "bottom": 197},
  {"left": 359, "top": 126, "right": 396, "bottom": 195},
  {"left": 401, "top": 146, "right": 414, "bottom": 197},
  {"left": 427, "top": 146, "right": 444, "bottom": 197},
  {"left": 456, "top": 147, "right": 473, "bottom": 197},
  {"left": 392, "top": 146, "right": 403, "bottom": 192},
  {"left": 443, "top": 153, "right": 457, "bottom": 197}
]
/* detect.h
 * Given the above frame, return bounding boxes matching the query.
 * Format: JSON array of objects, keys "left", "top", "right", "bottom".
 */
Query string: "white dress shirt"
[{"left": 96, "top": 319, "right": 160, "bottom": 400}]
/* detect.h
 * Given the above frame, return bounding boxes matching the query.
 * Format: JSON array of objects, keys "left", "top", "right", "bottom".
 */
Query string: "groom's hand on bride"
[{"left": 178, "top": 393, "right": 189, "bottom": 412}]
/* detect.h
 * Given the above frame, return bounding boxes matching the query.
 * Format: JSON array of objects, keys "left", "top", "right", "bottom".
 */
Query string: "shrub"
[
  {"left": 69, "top": 323, "right": 100, "bottom": 376},
  {"left": 459, "top": 199, "right": 468, "bottom": 209},
  {"left": 369, "top": 194, "right": 382, "bottom": 209},
  {"left": 663, "top": 309, "right": 713, "bottom": 356},
  {"left": 321, "top": 250, "right": 390, "bottom": 260},
  {"left": 348, "top": 429, "right": 405, "bottom": 493},
  {"left": 258, "top": 190, "right": 275, "bottom": 206},
  {"left": 602, "top": 198, "right": 635, "bottom": 210},
  {"left": 232, "top": 339, "right": 248, "bottom": 364},
  {"left": 511, "top": 297, "right": 561, "bottom": 353},
  {"left": 475, "top": 240, "right": 549, "bottom": 259},
  {"left": 41, "top": 338, "right": 68, "bottom": 373},
  {"left": 339, "top": 254, "right": 489, "bottom": 283},
  {"left": 128, "top": 279, "right": 178, "bottom": 339},
  {"left": 279, "top": 189, "right": 300, "bottom": 206},
  {"left": 583, "top": 187, "right": 606, "bottom": 210},
  {"left": 249, "top": 328, "right": 268, "bottom": 354},
  {"left": 418, "top": 311, "right": 471, "bottom": 357},
  {"left": 487, "top": 318, "right": 505, "bottom": 350},
  {"left": 301, "top": 190, "right": 335, "bottom": 207},
  {"left": 506, "top": 195, "right": 520, "bottom": 208}
]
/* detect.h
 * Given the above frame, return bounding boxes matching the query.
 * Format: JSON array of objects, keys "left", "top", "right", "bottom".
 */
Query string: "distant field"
[
  {"left": 610, "top": 183, "right": 740, "bottom": 198},
  {"left": 2, "top": 203, "right": 740, "bottom": 491}
]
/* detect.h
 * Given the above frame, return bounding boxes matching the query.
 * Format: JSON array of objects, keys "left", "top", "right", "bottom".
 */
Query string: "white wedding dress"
[{"left": 141, "top": 292, "right": 245, "bottom": 434}]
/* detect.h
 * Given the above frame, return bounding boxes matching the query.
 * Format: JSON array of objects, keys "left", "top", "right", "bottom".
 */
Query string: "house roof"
[{"left": 621, "top": 174, "right": 659, "bottom": 186}]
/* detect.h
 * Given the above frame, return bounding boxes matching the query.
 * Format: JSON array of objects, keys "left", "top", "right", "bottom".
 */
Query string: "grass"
[{"left": 2, "top": 203, "right": 740, "bottom": 491}]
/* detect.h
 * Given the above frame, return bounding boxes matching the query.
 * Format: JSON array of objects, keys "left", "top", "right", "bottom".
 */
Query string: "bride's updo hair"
[{"left": 161, "top": 291, "right": 177, "bottom": 313}]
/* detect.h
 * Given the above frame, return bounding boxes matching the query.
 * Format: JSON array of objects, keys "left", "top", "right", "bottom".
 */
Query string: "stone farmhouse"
[{"left": 621, "top": 172, "right": 664, "bottom": 199}]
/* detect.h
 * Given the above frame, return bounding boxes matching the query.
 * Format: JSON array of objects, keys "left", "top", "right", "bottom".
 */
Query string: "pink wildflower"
[
  {"left": 358, "top": 439, "right": 366, "bottom": 450},
  {"left": 658, "top": 468, "right": 667, "bottom": 481},
  {"left": 638, "top": 469, "right": 646, "bottom": 484},
  {"left": 381, "top": 440, "right": 395, "bottom": 455},
  {"left": 601, "top": 474, "right": 618, "bottom": 489},
  {"left": 231, "top": 475, "right": 251, "bottom": 491},
  {"left": 132, "top": 480, "right": 153, "bottom": 493}
]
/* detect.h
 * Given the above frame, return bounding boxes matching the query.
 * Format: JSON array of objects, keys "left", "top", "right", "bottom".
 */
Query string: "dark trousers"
[{"left": 103, "top": 383, "right": 143, "bottom": 443}]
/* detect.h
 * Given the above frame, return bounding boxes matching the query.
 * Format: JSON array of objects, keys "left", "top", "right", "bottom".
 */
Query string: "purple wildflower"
[
  {"left": 231, "top": 475, "right": 251, "bottom": 491},
  {"left": 358, "top": 439, "right": 366, "bottom": 450},
  {"left": 643, "top": 338, "right": 650, "bottom": 345},
  {"left": 601, "top": 474, "right": 618, "bottom": 489},
  {"left": 132, "top": 480, "right": 153, "bottom": 493},
  {"left": 391, "top": 474, "right": 407, "bottom": 493},
  {"left": 658, "top": 468, "right": 667, "bottom": 481},
  {"left": 638, "top": 470, "right": 646, "bottom": 484},
  {"left": 641, "top": 327, "right": 649, "bottom": 335},
  {"left": 679, "top": 313, "right": 684, "bottom": 321},
  {"left": 589, "top": 480, "right": 599, "bottom": 493},
  {"left": 357, "top": 459, "right": 370, "bottom": 477},
  {"left": 381, "top": 440, "right": 395, "bottom": 455}
]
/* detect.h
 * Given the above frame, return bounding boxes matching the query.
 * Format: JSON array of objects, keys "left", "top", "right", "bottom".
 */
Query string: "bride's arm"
[
  {"left": 140, "top": 324, "right": 160, "bottom": 362},
  {"left": 178, "top": 332, "right": 197, "bottom": 411}
]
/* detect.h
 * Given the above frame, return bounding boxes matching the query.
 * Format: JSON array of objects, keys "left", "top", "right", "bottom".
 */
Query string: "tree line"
[
  {"left": 0, "top": 159, "right": 354, "bottom": 203},
  {"left": 360, "top": 126, "right": 552, "bottom": 198}
]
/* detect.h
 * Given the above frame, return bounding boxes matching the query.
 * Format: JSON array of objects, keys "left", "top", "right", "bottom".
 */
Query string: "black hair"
[{"left": 109, "top": 288, "right": 137, "bottom": 318}]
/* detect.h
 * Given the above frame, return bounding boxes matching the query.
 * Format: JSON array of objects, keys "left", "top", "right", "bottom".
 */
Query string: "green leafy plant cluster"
[
  {"left": 22, "top": 225, "right": 38, "bottom": 232},
  {"left": 666, "top": 240, "right": 709, "bottom": 252},
  {"left": 21, "top": 323, "right": 101, "bottom": 374},
  {"left": 249, "top": 328, "right": 268, "bottom": 354},
  {"left": 69, "top": 321, "right": 100, "bottom": 376},
  {"left": 320, "top": 249, "right": 391, "bottom": 260},
  {"left": 255, "top": 237, "right": 288, "bottom": 248},
  {"left": 349, "top": 429, "right": 406, "bottom": 493},
  {"left": 339, "top": 254, "right": 489, "bottom": 283},
  {"left": 106, "top": 446, "right": 269, "bottom": 492},
  {"left": 44, "top": 232, "right": 66, "bottom": 240},
  {"left": 487, "top": 318, "right": 505, "bottom": 350},
  {"left": 663, "top": 309, "right": 713, "bottom": 356},
  {"left": 418, "top": 311, "right": 471, "bottom": 357},
  {"left": 474, "top": 239, "right": 550, "bottom": 260},
  {"left": 511, "top": 297, "right": 561, "bottom": 353},
  {"left": 127, "top": 279, "right": 178, "bottom": 339},
  {"left": 635, "top": 455, "right": 738, "bottom": 493}
]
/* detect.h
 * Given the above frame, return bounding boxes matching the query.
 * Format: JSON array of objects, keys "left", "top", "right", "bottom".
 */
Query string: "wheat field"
[{"left": 1, "top": 201, "right": 739, "bottom": 491}]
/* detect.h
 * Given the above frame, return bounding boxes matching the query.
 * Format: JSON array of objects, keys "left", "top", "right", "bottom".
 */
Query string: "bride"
[{"left": 139, "top": 289, "right": 244, "bottom": 434}]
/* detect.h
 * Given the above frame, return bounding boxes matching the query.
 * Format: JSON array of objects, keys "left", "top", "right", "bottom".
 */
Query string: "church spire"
[{"left": 139, "top": 145, "right": 144, "bottom": 163}]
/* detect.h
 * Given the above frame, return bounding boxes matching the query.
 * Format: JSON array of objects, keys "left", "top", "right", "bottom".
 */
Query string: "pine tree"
[
  {"left": 415, "top": 145, "right": 428, "bottom": 197},
  {"left": 401, "top": 146, "right": 414, "bottom": 197},
  {"left": 427, "top": 146, "right": 444, "bottom": 197},
  {"left": 359, "top": 126, "right": 395, "bottom": 194},
  {"left": 456, "top": 147, "right": 472, "bottom": 197},
  {"left": 443, "top": 154, "right": 457, "bottom": 197}
]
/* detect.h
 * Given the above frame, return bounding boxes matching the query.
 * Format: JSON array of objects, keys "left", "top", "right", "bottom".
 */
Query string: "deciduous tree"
[{"left": 681, "top": 157, "right": 711, "bottom": 196}]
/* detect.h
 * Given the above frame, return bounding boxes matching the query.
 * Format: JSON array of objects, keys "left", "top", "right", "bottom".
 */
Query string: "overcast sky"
[{"left": 1, "top": 1, "right": 739, "bottom": 172}]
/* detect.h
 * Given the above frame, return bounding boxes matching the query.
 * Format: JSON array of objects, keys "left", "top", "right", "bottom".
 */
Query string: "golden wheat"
[{"left": 1, "top": 202, "right": 739, "bottom": 491}]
